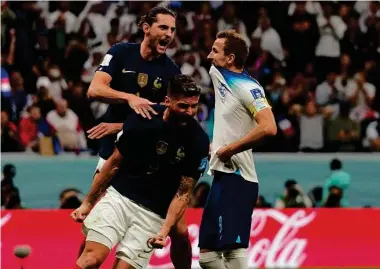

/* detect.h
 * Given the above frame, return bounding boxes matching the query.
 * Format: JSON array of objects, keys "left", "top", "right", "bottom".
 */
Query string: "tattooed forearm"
[
  {"left": 175, "top": 176, "right": 195, "bottom": 202},
  {"left": 159, "top": 176, "right": 196, "bottom": 237}
]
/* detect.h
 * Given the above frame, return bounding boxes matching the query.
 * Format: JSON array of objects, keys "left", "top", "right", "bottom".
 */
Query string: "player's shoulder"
[
  {"left": 163, "top": 55, "right": 181, "bottom": 75},
  {"left": 123, "top": 105, "right": 165, "bottom": 132},
  {"left": 108, "top": 42, "right": 139, "bottom": 55}
]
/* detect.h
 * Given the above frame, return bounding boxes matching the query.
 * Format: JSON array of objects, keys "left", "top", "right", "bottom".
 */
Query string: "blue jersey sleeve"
[
  {"left": 97, "top": 43, "right": 125, "bottom": 77},
  {"left": 182, "top": 130, "right": 210, "bottom": 180}
]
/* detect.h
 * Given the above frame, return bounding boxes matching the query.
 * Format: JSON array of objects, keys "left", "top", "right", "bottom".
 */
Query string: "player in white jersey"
[{"left": 198, "top": 30, "right": 277, "bottom": 269}]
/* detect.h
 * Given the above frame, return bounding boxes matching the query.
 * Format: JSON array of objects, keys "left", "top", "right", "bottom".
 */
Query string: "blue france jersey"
[
  {"left": 111, "top": 105, "right": 210, "bottom": 218},
  {"left": 97, "top": 43, "right": 181, "bottom": 160}
]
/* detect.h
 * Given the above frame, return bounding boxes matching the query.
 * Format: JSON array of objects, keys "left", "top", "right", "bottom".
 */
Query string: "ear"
[
  {"left": 164, "top": 96, "right": 171, "bottom": 107},
  {"left": 227, "top": 54, "right": 235, "bottom": 65},
  {"left": 142, "top": 22, "right": 150, "bottom": 34}
]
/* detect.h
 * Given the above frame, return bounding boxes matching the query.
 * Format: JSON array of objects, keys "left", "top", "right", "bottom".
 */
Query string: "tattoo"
[{"left": 175, "top": 176, "right": 195, "bottom": 202}]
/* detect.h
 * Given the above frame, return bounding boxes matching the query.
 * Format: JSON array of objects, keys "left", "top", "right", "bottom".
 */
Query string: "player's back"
[
  {"left": 208, "top": 65, "right": 270, "bottom": 183},
  {"left": 97, "top": 42, "right": 181, "bottom": 160},
  {"left": 111, "top": 105, "right": 209, "bottom": 218}
]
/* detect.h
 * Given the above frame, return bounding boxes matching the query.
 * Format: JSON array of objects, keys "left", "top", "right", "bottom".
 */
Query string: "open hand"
[{"left": 128, "top": 95, "right": 157, "bottom": 119}]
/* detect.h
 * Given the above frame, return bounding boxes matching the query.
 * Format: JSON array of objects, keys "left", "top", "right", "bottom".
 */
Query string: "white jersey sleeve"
[
  {"left": 230, "top": 74, "right": 271, "bottom": 116},
  {"left": 233, "top": 79, "right": 271, "bottom": 116}
]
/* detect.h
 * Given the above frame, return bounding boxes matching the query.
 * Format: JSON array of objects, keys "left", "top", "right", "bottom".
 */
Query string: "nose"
[
  {"left": 185, "top": 107, "right": 196, "bottom": 116},
  {"left": 207, "top": 52, "right": 213, "bottom": 60},
  {"left": 166, "top": 29, "right": 174, "bottom": 39}
]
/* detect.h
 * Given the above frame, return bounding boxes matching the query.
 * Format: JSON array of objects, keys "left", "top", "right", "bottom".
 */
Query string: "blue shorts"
[{"left": 198, "top": 171, "right": 259, "bottom": 250}]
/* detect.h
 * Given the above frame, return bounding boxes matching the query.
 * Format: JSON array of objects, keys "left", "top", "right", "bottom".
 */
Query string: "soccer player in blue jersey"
[
  {"left": 198, "top": 30, "right": 277, "bottom": 269},
  {"left": 72, "top": 75, "right": 209, "bottom": 269},
  {"left": 83, "top": 6, "right": 192, "bottom": 269}
]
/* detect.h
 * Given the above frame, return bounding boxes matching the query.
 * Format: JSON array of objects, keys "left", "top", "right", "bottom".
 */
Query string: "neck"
[
  {"left": 227, "top": 65, "right": 244, "bottom": 73},
  {"left": 140, "top": 38, "right": 159, "bottom": 60}
]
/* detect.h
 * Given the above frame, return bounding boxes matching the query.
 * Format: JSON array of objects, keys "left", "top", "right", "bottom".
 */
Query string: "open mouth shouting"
[{"left": 157, "top": 38, "right": 170, "bottom": 53}]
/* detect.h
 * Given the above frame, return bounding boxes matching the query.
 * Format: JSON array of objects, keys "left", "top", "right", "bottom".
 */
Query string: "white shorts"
[{"left": 83, "top": 186, "right": 164, "bottom": 269}]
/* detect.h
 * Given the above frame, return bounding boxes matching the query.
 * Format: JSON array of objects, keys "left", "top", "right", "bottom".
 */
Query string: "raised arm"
[
  {"left": 87, "top": 71, "right": 131, "bottom": 104},
  {"left": 87, "top": 44, "right": 157, "bottom": 118}
]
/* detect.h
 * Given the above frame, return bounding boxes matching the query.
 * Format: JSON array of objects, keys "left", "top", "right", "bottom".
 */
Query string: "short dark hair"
[
  {"left": 285, "top": 179, "right": 297, "bottom": 189},
  {"left": 216, "top": 29, "right": 249, "bottom": 69},
  {"left": 330, "top": 159, "right": 342, "bottom": 170},
  {"left": 138, "top": 6, "right": 176, "bottom": 29},
  {"left": 59, "top": 188, "right": 81, "bottom": 200},
  {"left": 168, "top": 74, "right": 201, "bottom": 98}
]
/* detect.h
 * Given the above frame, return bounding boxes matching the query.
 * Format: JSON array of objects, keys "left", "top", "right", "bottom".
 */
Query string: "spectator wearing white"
[
  {"left": 315, "top": 3, "right": 347, "bottom": 80},
  {"left": 46, "top": 99, "right": 87, "bottom": 151},
  {"left": 347, "top": 72, "right": 376, "bottom": 122},
  {"left": 252, "top": 16, "right": 285, "bottom": 62},
  {"left": 316, "top": 3, "right": 347, "bottom": 58},
  {"left": 217, "top": 3, "right": 250, "bottom": 46},
  {"left": 47, "top": 1, "right": 77, "bottom": 34},
  {"left": 45, "top": 65, "right": 68, "bottom": 102},
  {"left": 288, "top": 1, "right": 323, "bottom": 16},
  {"left": 75, "top": 1, "right": 110, "bottom": 52},
  {"left": 358, "top": 1, "right": 380, "bottom": 33},
  {"left": 180, "top": 52, "right": 211, "bottom": 88},
  {"left": 363, "top": 118, "right": 380, "bottom": 151},
  {"left": 105, "top": 2, "right": 137, "bottom": 39},
  {"left": 82, "top": 48, "right": 104, "bottom": 84},
  {"left": 315, "top": 72, "right": 339, "bottom": 107}
]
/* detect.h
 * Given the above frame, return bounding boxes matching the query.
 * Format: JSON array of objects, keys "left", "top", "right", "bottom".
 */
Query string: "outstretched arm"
[{"left": 149, "top": 175, "right": 195, "bottom": 248}]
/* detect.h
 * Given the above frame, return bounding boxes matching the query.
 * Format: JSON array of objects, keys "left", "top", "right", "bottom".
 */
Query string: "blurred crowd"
[
  {"left": 1, "top": 158, "right": 355, "bottom": 209},
  {"left": 2, "top": 1, "right": 380, "bottom": 155}
]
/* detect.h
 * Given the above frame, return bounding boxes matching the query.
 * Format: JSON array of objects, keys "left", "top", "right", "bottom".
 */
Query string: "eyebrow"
[{"left": 158, "top": 24, "right": 176, "bottom": 31}]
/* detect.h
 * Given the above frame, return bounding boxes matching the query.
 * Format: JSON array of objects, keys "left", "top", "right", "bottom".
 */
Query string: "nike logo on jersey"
[{"left": 122, "top": 69, "right": 136, "bottom": 74}]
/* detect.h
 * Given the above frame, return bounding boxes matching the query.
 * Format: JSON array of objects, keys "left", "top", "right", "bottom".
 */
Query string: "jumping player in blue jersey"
[
  {"left": 81, "top": 6, "right": 193, "bottom": 269},
  {"left": 72, "top": 75, "right": 209, "bottom": 269}
]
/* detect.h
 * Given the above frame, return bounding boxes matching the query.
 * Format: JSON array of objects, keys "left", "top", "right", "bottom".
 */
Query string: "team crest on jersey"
[
  {"left": 156, "top": 141, "right": 168, "bottom": 155},
  {"left": 250, "top": 88, "right": 264, "bottom": 99},
  {"left": 153, "top": 77, "right": 162, "bottom": 90},
  {"left": 137, "top": 73, "right": 148, "bottom": 87},
  {"left": 175, "top": 147, "right": 186, "bottom": 162},
  {"left": 218, "top": 83, "right": 228, "bottom": 103}
]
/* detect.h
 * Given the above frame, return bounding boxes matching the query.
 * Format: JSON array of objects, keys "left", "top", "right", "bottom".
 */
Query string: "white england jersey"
[{"left": 208, "top": 65, "right": 271, "bottom": 183}]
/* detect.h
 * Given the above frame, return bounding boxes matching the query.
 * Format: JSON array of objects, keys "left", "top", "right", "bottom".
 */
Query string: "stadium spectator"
[
  {"left": 322, "top": 159, "right": 351, "bottom": 206},
  {"left": 19, "top": 105, "right": 50, "bottom": 152},
  {"left": 363, "top": 118, "right": 380, "bottom": 151},
  {"left": 275, "top": 179, "right": 313, "bottom": 208},
  {"left": 323, "top": 185, "right": 343, "bottom": 208},
  {"left": 326, "top": 101, "right": 361, "bottom": 151},
  {"left": 315, "top": 2, "right": 347, "bottom": 81},
  {"left": 256, "top": 195, "right": 273, "bottom": 208},
  {"left": 1, "top": 110, "right": 24, "bottom": 152},
  {"left": 252, "top": 15, "right": 285, "bottom": 62},
  {"left": 59, "top": 188, "right": 83, "bottom": 209},
  {"left": 46, "top": 99, "right": 87, "bottom": 152},
  {"left": 1, "top": 164, "right": 23, "bottom": 209}
]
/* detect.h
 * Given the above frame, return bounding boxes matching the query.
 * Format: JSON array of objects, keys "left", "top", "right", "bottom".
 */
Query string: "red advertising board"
[{"left": 2, "top": 209, "right": 380, "bottom": 268}]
